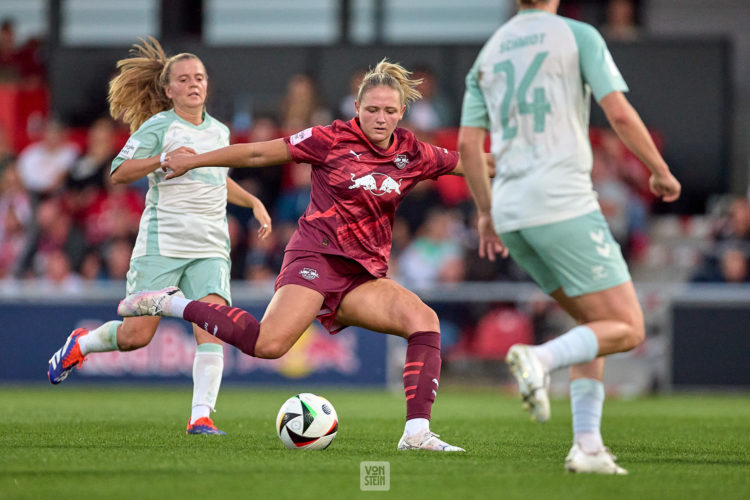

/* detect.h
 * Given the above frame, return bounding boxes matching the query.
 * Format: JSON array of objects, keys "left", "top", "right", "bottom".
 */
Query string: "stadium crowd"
[{"left": 1, "top": 0, "right": 747, "bottom": 359}]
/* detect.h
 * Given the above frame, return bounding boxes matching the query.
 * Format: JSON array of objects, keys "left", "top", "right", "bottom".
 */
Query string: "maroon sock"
[
  {"left": 403, "top": 331, "right": 441, "bottom": 421},
  {"left": 183, "top": 302, "right": 260, "bottom": 356}
]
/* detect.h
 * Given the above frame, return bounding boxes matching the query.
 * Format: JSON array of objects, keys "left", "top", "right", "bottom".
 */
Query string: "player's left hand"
[
  {"left": 253, "top": 202, "right": 272, "bottom": 240},
  {"left": 477, "top": 212, "right": 508, "bottom": 261},
  {"left": 161, "top": 147, "right": 197, "bottom": 179}
]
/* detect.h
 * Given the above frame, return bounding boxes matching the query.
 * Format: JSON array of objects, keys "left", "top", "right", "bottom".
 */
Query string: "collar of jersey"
[
  {"left": 518, "top": 8, "right": 548, "bottom": 16},
  {"left": 169, "top": 108, "right": 211, "bottom": 129},
  {"left": 350, "top": 117, "right": 399, "bottom": 156}
]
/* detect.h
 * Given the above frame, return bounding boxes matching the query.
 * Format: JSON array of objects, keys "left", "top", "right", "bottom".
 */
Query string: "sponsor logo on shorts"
[
  {"left": 299, "top": 267, "right": 319, "bottom": 280},
  {"left": 349, "top": 173, "right": 402, "bottom": 196},
  {"left": 592, "top": 265, "right": 608, "bottom": 280},
  {"left": 394, "top": 154, "right": 409, "bottom": 169}
]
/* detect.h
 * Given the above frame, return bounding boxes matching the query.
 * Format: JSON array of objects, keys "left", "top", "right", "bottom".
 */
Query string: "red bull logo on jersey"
[{"left": 349, "top": 173, "right": 402, "bottom": 196}]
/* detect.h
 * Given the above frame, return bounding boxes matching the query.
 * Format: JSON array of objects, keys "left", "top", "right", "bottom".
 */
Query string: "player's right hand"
[
  {"left": 477, "top": 212, "right": 507, "bottom": 262},
  {"left": 649, "top": 171, "right": 681, "bottom": 203}
]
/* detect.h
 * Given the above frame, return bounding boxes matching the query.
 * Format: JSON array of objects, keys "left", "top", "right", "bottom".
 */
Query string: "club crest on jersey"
[
  {"left": 299, "top": 267, "right": 319, "bottom": 280},
  {"left": 393, "top": 154, "right": 409, "bottom": 169},
  {"left": 349, "top": 173, "right": 402, "bottom": 196}
]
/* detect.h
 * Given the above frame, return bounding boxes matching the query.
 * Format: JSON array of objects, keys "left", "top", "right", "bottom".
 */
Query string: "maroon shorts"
[{"left": 274, "top": 250, "right": 377, "bottom": 334}]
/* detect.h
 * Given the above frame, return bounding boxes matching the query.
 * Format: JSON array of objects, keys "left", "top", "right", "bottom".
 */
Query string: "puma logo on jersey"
[
  {"left": 349, "top": 150, "right": 364, "bottom": 160},
  {"left": 349, "top": 173, "right": 402, "bottom": 196}
]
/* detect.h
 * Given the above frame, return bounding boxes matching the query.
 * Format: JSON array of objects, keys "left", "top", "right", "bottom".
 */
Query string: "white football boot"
[
  {"left": 397, "top": 429, "right": 465, "bottom": 452},
  {"left": 565, "top": 443, "right": 628, "bottom": 475},
  {"left": 117, "top": 286, "right": 184, "bottom": 317},
  {"left": 506, "top": 344, "right": 551, "bottom": 423}
]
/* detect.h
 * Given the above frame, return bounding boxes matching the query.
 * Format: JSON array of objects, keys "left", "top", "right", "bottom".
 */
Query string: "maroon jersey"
[{"left": 283, "top": 118, "right": 459, "bottom": 277}]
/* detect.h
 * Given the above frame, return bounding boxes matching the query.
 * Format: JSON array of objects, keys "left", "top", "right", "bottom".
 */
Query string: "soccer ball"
[{"left": 276, "top": 393, "right": 338, "bottom": 450}]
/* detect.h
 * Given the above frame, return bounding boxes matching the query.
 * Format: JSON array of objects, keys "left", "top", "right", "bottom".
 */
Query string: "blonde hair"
[
  {"left": 108, "top": 37, "right": 202, "bottom": 132},
  {"left": 356, "top": 58, "right": 422, "bottom": 107}
]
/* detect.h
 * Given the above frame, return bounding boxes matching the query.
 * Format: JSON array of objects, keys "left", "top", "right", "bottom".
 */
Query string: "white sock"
[
  {"left": 165, "top": 295, "right": 190, "bottom": 318},
  {"left": 404, "top": 418, "right": 429, "bottom": 437},
  {"left": 190, "top": 343, "right": 224, "bottom": 424},
  {"left": 78, "top": 321, "right": 121, "bottom": 355},
  {"left": 532, "top": 325, "right": 599, "bottom": 372},
  {"left": 571, "top": 378, "right": 605, "bottom": 453}
]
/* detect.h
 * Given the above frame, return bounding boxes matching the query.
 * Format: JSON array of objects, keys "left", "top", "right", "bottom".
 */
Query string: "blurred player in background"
[
  {"left": 47, "top": 38, "right": 272, "bottom": 435},
  {"left": 120, "top": 59, "right": 493, "bottom": 452},
  {"left": 458, "top": 0, "right": 681, "bottom": 474}
]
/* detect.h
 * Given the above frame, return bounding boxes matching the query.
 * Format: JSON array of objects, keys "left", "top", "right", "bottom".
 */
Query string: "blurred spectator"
[
  {"left": 395, "top": 180, "right": 443, "bottom": 234},
  {"left": 601, "top": 0, "right": 641, "bottom": 42},
  {"left": 0, "top": 160, "right": 30, "bottom": 277},
  {"left": 79, "top": 171, "right": 143, "bottom": 247},
  {"left": 102, "top": 238, "right": 133, "bottom": 280},
  {"left": 275, "top": 162, "right": 311, "bottom": 223},
  {"left": 32, "top": 197, "right": 86, "bottom": 275},
  {"left": 714, "top": 196, "right": 750, "bottom": 243},
  {"left": 17, "top": 119, "right": 78, "bottom": 198},
  {"left": 229, "top": 115, "right": 283, "bottom": 214},
  {"left": 0, "top": 19, "right": 20, "bottom": 83},
  {"left": 337, "top": 67, "right": 366, "bottom": 120},
  {"left": 397, "top": 208, "right": 465, "bottom": 287},
  {"left": 692, "top": 244, "right": 750, "bottom": 284},
  {"left": 38, "top": 249, "right": 82, "bottom": 293},
  {"left": 79, "top": 249, "right": 105, "bottom": 282},
  {"left": 0, "top": 18, "right": 45, "bottom": 87},
  {"left": 403, "top": 65, "right": 454, "bottom": 139},
  {"left": 13, "top": 119, "right": 78, "bottom": 277},
  {"left": 280, "top": 73, "right": 332, "bottom": 133}
]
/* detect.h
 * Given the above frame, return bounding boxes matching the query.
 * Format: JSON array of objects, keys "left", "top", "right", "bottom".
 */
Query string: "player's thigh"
[
  {"left": 336, "top": 278, "right": 439, "bottom": 337},
  {"left": 256, "top": 284, "right": 325, "bottom": 355},
  {"left": 500, "top": 230, "right": 561, "bottom": 294},
  {"left": 562, "top": 281, "right": 644, "bottom": 329},
  {"left": 193, "top": 293, "right": 227, "bottom": 345},
  {"left": 118, "top": 316, "right": 161, "bottom": 350},
  {"left": 180, "top": 257, "right": 231, "bottom": 304},
  {"left": 522, "top": 210, "right": 631, "bottom": 298}
]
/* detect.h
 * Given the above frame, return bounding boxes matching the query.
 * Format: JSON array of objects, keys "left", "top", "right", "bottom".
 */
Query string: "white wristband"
[{"left": 160, "top": 152, "right": 167, "bottom": 164}]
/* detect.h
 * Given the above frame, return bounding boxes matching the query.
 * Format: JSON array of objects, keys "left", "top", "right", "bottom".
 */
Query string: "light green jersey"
[
  {"left": 461, "top": 9, "right": 628, "bottom": 233},
  {"left": 112, "top": 109, "right": 231, "bottom": 260}
]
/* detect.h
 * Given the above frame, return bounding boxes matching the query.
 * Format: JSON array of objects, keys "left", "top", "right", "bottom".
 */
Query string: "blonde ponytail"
[
  {"left": 108, "top": 37, "right": 201, "bottom": 132},
  {"left": 357, "top": 58, "right": 422, "bottom": 107}
]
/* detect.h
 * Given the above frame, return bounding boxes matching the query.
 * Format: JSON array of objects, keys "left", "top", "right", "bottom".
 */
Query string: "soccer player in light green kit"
[
  {"left": 47, "top": 38, "right": 272, "bottom": 435},
  {"left": 459, "top": 0, "right": 681, "bottom": 474}
]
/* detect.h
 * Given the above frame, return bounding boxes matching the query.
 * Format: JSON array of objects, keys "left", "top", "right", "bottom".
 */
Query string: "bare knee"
[
  {"left": 620, "top": 319, "right": 645, "bottom": 351},
  {"left": 253, "top": 339, "right": 290, "bottom": 359},
  {"left": 404, "top": 306, "right": 440, "bottom": 335},
  {"left": 117, "top": 326, "right": 154, "bottom": 351}
]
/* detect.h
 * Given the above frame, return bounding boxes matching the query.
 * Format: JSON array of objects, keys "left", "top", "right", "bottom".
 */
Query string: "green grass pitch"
[{"left": 1, "top": 386, "right": 748, "bottom": 499}]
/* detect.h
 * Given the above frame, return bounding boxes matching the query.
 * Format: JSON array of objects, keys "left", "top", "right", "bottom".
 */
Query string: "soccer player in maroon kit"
[{"left": 120, "top": 59, "right": 489, "bottom": 451}]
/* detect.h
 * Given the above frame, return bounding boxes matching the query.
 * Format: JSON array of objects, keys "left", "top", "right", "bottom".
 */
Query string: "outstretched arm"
[
  {"left": 163, "top": 138, "right": 292, "bottom": 179},
  {"left": 450, "top": 152, "right": 495, "bottom": 177},
  {"left": 599, "top": 91, "right": 681, "bottom": 202},
  {"left": 457, "top": 126, "right": 507, "bottom": 261},
  {"left": 226, "top": 177, "right": 272, "bottom": 240}
]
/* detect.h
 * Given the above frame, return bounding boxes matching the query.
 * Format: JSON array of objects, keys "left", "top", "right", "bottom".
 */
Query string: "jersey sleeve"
[
  {"left": 417, "top": 141, "right": 460, "bottom": 180},
  {"left": 111, "top": 115, "right": 165, "bottom": 173},
  {"left": 284, "top": 125, "right": 335, "bottom": 166},
  {"left": 566, "top": 20, "right": 629, "bottom": 102},
  {"left": 460, "top": 55, "right": 491, "bottom": 129}
]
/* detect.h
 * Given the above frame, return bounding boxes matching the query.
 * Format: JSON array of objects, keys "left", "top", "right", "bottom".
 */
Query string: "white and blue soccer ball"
[{"left": 276, "top": 393, "right": 338, "bottom": 450}]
